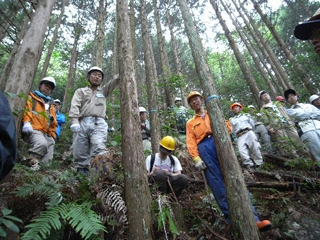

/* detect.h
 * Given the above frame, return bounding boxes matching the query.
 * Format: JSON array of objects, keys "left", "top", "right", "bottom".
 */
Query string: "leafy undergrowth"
[{"left": 1, "top": 141, "right": 320, "bottom": 240}]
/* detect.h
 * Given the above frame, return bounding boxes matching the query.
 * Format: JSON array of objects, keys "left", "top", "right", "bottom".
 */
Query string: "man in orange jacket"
[
  {"left": 22, "top": 77, "right": 57, "bottom": 168},
  {"left": 186, "top": 91, "right": 271, "bottom": 231}
]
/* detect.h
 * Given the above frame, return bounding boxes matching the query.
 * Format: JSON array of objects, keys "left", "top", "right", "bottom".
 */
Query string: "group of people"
[
  {"left": 19, "top": 66, "right": 119, "bottom": 174},
  {"left": 2, "top": 7, "right": 320, "bottom": 234}
]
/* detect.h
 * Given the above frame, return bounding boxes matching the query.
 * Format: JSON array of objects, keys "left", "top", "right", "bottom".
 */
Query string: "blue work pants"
[{"left": 198, "top": 137, "right": 259, "bottom": 223}]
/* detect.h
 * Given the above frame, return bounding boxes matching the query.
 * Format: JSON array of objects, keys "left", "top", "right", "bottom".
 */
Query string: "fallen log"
[{"left": 246, "top": 181, "right": 299, "bottom": 190}]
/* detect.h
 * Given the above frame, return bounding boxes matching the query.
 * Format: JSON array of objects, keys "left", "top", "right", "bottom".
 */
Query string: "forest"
[{"left": 1, "top": 0, "right": 320, "bottom": 239}]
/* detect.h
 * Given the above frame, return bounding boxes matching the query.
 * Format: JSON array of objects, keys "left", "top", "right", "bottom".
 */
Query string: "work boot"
[{"left": 256, "top": 220, "right": 272, "bottom": 231}]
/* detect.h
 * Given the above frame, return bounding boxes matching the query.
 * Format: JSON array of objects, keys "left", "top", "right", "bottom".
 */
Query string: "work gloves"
[
  {"left": 193, "top": 156, "right": 207, "bottom": 170},
  {"left": 70, "top": 123, "right": 80, "bottom": 132},
  {"left": 22, "top": 122, "right": 33, "bottom": 134}
]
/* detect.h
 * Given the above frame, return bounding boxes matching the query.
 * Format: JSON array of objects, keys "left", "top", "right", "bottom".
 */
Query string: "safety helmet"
[
  {"left": 40, "top": 77, "right": 56, "bottom": 90},
  {"left": 248, "top": 105, "right": 255, "bottom": 109},
  {"left": 275, "top": 96, "right": 285, "bottom": 102},
  {"left": 187, "top": 91, "right": 203, "bottom": 103},
  {"left": 139, "top": 107, "right": 147, "bottom": 113},
  {"left": 87, "top": 66, "right": 104, "bottom": 80},
  {"left": 159, "top": 136, "right": 175, "bottom": 151},
  {"left": 258, "top": 90, "right": 267, "bottom": 99},
  {"left": 309, "top": 94, "right": 320, "bottom": 103},
  {"left": 175, "top": 97, "right": 182, "bottom": 102},
  {"left": 54, "top": 99, "right": 61, "bottom": 104},
  {"left": 230, "top": 102, "right": 243, "bottom": 110}
]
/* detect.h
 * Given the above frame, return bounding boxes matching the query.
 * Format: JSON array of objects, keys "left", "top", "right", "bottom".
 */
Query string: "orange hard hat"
[
  {"left": 187, "top": 91, "right": 203, "bottom": 103},
  {"left": 230, "top": 102, "right": 243, "bottom": 110}
]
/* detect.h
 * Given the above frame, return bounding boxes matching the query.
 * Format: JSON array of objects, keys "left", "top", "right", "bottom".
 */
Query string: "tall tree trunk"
[
  {"left": 221, "top": 0, "right": 277, "bottom": 103},
  {"left": 5, "top": 0, "right": 56, "bottom": 127},
  {"left": 129, "top": 0, "right": 144, "bottom": 103},
  {"left": 0, "top": 4, "right": 20, "bottom": 43},
  {"left": 235, "top": 0, "right": 292, "bottom": 93},
  {"left": 140, "top": 0, "right": 161, "bottom": 152},
  {"left": 117, "top": 0, "right": 153, "bottom": 238},
  {"left": 153, "top": 0, "right": 173, "bottom": 108},
  {"left": 179, "top": 0, "right": 261, "bottom": 238},
  {"left": 165, "top": 6, "right": 188, "bottom": 107},
  {"left": 61, "top": 21, "right": 82, "bottom": 113},
  {"left": 250, "top": 0, "right": 317, "bottom": 94},
  {"left": 109, "top": 2, "right": 118, "bottom": 130},
  {"left": 0, "top": 11, "right": 32, "bottom": 91},
  {"left": 96, "top": 0, "right": 106, "bottom": 67},
  {"left": 210, "top": 0, "right": 261, "bottom": 104},
  {"left": 39, "top": 0, "right": 68, "bottom": 81}
]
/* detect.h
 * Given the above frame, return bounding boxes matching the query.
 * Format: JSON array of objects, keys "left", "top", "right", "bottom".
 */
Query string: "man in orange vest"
[{"left": 22, "top": 77, "right": 57, "bottom": 168}]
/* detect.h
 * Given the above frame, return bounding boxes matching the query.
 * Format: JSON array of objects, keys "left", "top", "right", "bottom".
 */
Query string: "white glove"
[
  {"left": 195, "top": 159, "right": 207, "bottom": 170},
  {"left": 70, "top": 123, "right": 80, "bottom": 132},
  {"left": 22, "top": 122, "right": 33, "bottom": 134}
]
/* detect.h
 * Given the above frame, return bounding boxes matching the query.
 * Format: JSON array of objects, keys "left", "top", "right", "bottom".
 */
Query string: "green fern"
[
  {"left": 14, "top": 176, "right": 63, "bottom": 207},
  {"left": 21, "top": 202, "right": 106, "bottom": 240}
]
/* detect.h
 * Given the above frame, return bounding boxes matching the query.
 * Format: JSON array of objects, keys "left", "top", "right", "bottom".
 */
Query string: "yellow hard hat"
[
  {"left": 159, "top": 136, "right": 175, "bottom": 151},
  {"left": 187, "top": 91, "right": 203, "bottom": 103}
]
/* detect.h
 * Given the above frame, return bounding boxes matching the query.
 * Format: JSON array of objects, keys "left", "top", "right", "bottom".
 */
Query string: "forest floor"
[{"left": 1, "top": 137, "right": 320, "bottom": 240}]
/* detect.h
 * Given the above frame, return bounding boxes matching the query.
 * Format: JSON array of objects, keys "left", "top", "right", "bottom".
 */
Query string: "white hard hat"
[
  {"left": 309, "top": 94, "right": 320, "bottom": 103},
  {"left": 248, "top": 105, "right": 255, "bottom": 109},
  {"left": 88, "top": 66, "right": 104, "bottom": 79},
  {"left": 54, "top": 99, "right": 61, "bottom": 104},
  {"left": 175, "top": 97, "right": 182, "bottom": 102},
  {"left": 258, "top": 90, "right": 267, "bottom": 99},
  {"left": 139, "top": 107, "right": 147, "bottom": 113},
  {"left": 40, "top": 77, "right": 56, "bottom": 90}
]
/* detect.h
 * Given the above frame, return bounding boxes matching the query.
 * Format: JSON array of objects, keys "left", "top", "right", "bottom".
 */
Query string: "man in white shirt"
[
  {"left": 146, "top": 136, "right": 188, "bottom": 197},
  {"left": 284, "top": 89, "right": 320, "bottom": 164}
]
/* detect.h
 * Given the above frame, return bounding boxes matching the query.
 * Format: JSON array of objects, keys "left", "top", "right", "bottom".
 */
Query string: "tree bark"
[
  {"left": 153, "top": 0, "right": 173, "bottom": 108},
  {"left": 250, "top": 0, "right": 317, "bottom": 94},
  {"left": 165, "top": 6, "right": 188, "bottom": 107},
  {"left": 0, "top": 10, "right": 32, "bottom": 91},
  {"left": 117, "top": 0, "right": 153, "bottom": 238},
  {"left": 140, "top": 0, "right": 161, "bottom": 152},
  {"left": 5, "top": 0, "right": 56, "bottom": 127},
  {"left": 178, "top": 0, "right": 261, "bottom": 238},
  {"left": 236, "top": 0, "right": 293, "bottom": 95},
  {"left": 221, "top": 0, "right": 277, "bottom": 104},
  {"left": 210, "top": 0, "right": 261, "bottom": 105},
  {"left": 0, "top": 3, "right": 20, "bottom": 43},
  {"left": 96, "top": 0, "right": 106, "bottom": 67},
  {"left": 61, "top": 20, "right": 83, "bottom": 113},
  {"left": 39, "top": 0, "right": 68, "bottom": 81}
]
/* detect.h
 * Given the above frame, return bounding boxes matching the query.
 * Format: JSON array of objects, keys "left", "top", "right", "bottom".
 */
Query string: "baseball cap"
[{"left": 294, "top": 8, "right": 320, "bottom": 40}]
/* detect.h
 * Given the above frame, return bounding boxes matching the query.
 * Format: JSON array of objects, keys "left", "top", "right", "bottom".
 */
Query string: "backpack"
[{"left": 149, "top": 153, "right": 175, "bottom": 173}]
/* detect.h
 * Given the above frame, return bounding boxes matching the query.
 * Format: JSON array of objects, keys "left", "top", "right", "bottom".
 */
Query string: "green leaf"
[
  {"left": 3, "top": 215, "right": 23, "bottom": 224},
  {"left": 0, "top": 226, "right": 7, "bottom": 237},
  {"left": 0, "top": 218, "right": 20, "bottom": 233},
  {"left": 1, "top": 208, "right": 12, "bottom": 216}
]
